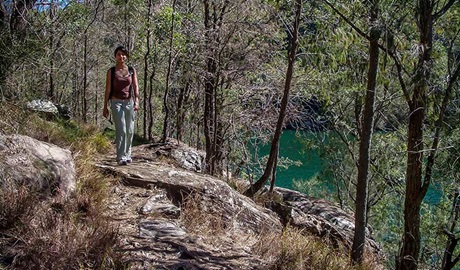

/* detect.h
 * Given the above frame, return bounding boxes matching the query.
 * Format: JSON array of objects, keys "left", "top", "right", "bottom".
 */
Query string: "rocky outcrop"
[
  {"left": 97, "top": 141, "right": 383, "bottom": 268},
  {"left": 0, "top": 134, "right": 76, "bottom": 196},
  {"left": 266, "top": 187, "right": 382, "bottom": 256},
  {"left": 26, "top": 100, "right": 71, "bottom": 119},
  {"left": 133, "top": 140, "right": 206, "bottom": 173},
  {"left": 97, "top": 159, "right": 282, "bottom": 236},
  {"left": 98, "top": 152, "right": 280, "bottom": 269},
  {"left": 26, "top": 100, "right": 58, "bottom": 115}
]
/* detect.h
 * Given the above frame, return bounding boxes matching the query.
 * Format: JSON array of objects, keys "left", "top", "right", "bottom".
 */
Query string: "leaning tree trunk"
[
  {"left": 351, "top": 0, "right": 380, "bottom": 264},
  {"left": 442, "top": 189, "right": 460, "bottom": 270},
  {"left": 244, "top": 0, "right": 302, "bottom": 197}
]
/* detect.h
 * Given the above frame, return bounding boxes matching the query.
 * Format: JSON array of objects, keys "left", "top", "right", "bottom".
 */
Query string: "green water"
[{"left": 250, "top": 130, "right": 322, "bottom": 190}]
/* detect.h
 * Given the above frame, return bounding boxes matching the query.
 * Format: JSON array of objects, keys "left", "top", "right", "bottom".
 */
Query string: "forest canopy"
[{"left": 1, "top": 0, "right": 460, "bottom": 269}]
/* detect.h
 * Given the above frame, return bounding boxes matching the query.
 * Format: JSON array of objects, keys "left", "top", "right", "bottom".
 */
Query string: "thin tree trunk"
[
  {"left": 442, "top": 189, "right": 460, "bottom": 270},
  {"left": 95, "top": 64, "right": 99, "bottom": 124},
  {"left": 203, "top": 0, "right": 216, "bottom": 174},
  {"left": 351, "top": 0, "right": 380, "bottom": 264},
  {"left": 269, "top": 148, "right": 278, "bottom": 193},
  {"left": 143, "top": 0, "right": 152, "bottom": 140},
  {"left": 83, "top": 35, "right": 88, "bottom": 122},
  {"left": 161, "top": 0, "right": 177, "bottom": 143},
  {"left": 48, "top": 2, "right": 55, "bottom": 101},
  {"left": 81, "top": 0, "right": 102, "bottom": 123},
  {"left": 176, "top": 75, "right": 190, "bottom": 142},
  {"left": 148, "top": 69, "right": 155, "bottom": 141},
  {"left": 72, "top": 39, "right": 79, "bottom": 119},
  {"left": 244, "top": 0, "right": 302, "bottom": 197}
]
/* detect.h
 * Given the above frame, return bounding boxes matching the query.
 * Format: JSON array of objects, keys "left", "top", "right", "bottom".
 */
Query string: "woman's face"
[{"left": 115, "top": 50, "right": 128, "bottom": 63}]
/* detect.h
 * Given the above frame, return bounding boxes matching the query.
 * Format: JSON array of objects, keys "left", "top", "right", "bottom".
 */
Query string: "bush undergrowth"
[
  {"left": 254, "top": 226, "right": 383, "bottom": 270},
  {"left": 0, "top": 103, "right": 124, "bottom": 269}
]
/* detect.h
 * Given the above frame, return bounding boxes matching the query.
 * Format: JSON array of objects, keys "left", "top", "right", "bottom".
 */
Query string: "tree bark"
[
  {"left": 176, "top": 77, "right": 190, "bottom": 142},
  {"left": 143, "top": 0, "right": 152, "bottom": 140},
  {"left": 397, "top": 1, "right": 433, "bottom": 269},
  {"left": 351, "top": 0, "right": 380, "bottom": 264},
  {"left": 203, "top": 0, "right": 229, "bottom": 175},
  {"left": 244, "top": 0, "right": 302, "bottom": 197},
  {"left": 442, "top": 189, "right": 460, "bottom": 270},
  {"left": 161, "top": 0, "right": 177, "bottom": 143}
]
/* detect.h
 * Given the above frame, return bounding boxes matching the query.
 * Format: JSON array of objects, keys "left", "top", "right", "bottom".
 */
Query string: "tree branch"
[
  {"left": 421, "top": 61, "right": 460, "bottom": 193},
  {"left": 323, "top": 0, "right": 370, "bottom": 41},
  {"left": 433, "top": 0, "right": 458, "bottom": 21},
  {"left": 323, "top": 0, "right": 410, "bottom": 102}
]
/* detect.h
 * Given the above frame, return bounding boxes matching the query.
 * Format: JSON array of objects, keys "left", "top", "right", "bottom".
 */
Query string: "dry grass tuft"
[
  {"left": 225, "top": 177, "right": 250, "bottom": 194},
  {"left": 8, "top": 200, "right": 122, "bottom": 270},
  {"left": 254, "top": 226, "right": 383, "bottom": 270},
  {"left": 0, "top": 178, "right": 38, "bottom": 231},
  {"left": 180, "top": 192, "right": 226, "bottom": 240}
]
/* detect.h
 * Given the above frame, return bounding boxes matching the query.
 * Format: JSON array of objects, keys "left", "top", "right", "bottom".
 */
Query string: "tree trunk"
[
  {"left": 202, "top": 0, "right": 229, "bottom": 175},
  {"left": 351, "top": 0, "right": 380, "bottom": 264},
  {"left": 83, "top": 34, "right": 88, "bottom": 123},
  {"left": 269, "top": 148, "right": 279, "bottom": 193},
  {"left": 143, "top": 0, "right": 152, "bottom": 140},
  {"left": 48, "top": 3, "right": 55, "bottom": 101},
  {"left": 397, "top": 1, "right": 433, "bottom": 269},
  {"left": 161, "top": 0, "right": 177, "bottom": 143},
  {"left": 148, "top": 69, "right": 155, "bottom": 141},
  {"left": 442, "top": 189, "right": 460, "bottom": 270},
  {"left": 176, "top": 80, "right": 190, "bottom": 142},
  {"left": 244, "top": 0, "right": 302, "bottom": 197}
]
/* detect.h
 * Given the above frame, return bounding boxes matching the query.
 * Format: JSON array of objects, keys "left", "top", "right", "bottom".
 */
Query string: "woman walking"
[{"left": 103, "top": 46, "right": 140, "bottom": 165}]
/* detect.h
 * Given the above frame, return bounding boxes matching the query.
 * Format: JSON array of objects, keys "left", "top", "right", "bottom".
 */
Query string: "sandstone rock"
[
  {"left": 97, "top": 161, "right": 282, "bottom": 236},
  {"left": 268, "top": 187, "right": 382, "bottom": 256},
  {"left": 26, "top": 100, "right": 59, "bottom": 115},
  {"left": 148, "top": 139, "right": 206, "bottom": 172},
  {"left": 140, "top": 192, "right": 181, "bottom": 218},
  {"left": 139, "top": 219, "right": 187, "bottom": 238},
  {"left": 0, "top": 134, "right": 76, "bottom": 196},
  {"left": 97, "top": 140, "right": 383, "bottom": 268}
]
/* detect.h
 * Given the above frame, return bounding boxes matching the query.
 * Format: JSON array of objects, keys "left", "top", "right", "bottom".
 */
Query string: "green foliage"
[{"left": 0, "top": 0, "right": 459, "bottom": 267}]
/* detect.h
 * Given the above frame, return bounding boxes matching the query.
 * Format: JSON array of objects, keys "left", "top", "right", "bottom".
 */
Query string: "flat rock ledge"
[
  {"left": 97, "top": 142, "right": 382, "bottom": 269},
  {"left": 97, "top": 149, "right": 281, "bottom": 269}
]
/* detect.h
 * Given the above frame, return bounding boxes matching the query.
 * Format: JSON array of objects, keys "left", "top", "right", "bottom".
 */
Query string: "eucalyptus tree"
[
  {"left": 350, "top": 0, "right": 381, "bottom": 264},
  {"left": 386, "top": 1, "right": 460, "bottom": 268},
  {"left": 317, "top": 0, "right": 387, "bottom": 263},
  {"left": 310, "top": 1, "right": 460, "bottom": 268},
  {"left": 244, "top": 0, "right": 303, "bottom": 197},
  {"left": 199, "top": 0, "right": 280, "bottom": 175},
  {"left": 142, "top": 0, "right": 155, "bottom": 140}
]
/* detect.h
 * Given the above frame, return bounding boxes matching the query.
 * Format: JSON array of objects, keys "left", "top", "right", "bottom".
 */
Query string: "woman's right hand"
[{"left": 103, "top": 107, "right": 109, "bottom": 118}]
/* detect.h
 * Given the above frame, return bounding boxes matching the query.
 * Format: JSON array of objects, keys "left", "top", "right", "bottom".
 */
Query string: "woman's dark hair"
[{"left": 114, "top": 46, "right": 129, "bottom": 58}]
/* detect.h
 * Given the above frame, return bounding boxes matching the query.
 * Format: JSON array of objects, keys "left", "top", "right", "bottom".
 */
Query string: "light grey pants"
[{"left": 111, "top": 99, "right": 135, "bottom": 161}]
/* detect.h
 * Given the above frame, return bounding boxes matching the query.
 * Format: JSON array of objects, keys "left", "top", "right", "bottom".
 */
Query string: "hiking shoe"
[
  {"left": 118, "top": 159, "right": 128, "bottom": 166},
  {"left": 126, "top": 158, "right": 132, "bottom": 163}
]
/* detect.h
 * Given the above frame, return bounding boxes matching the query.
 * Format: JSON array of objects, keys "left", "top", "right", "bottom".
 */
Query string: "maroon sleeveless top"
[{"left": 112, "top": 72, "right": 132, "bottom": 100}]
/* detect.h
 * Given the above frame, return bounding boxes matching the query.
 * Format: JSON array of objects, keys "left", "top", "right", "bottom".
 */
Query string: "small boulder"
[
  {"left": 148, "top": 139, "right": 206, "bottom": 172},
  {"left": 26, "top": 100, "right": 58, "bottom": 115},
  {"left": 0, "top": 134, "right": 76, "bottom": 197}
]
